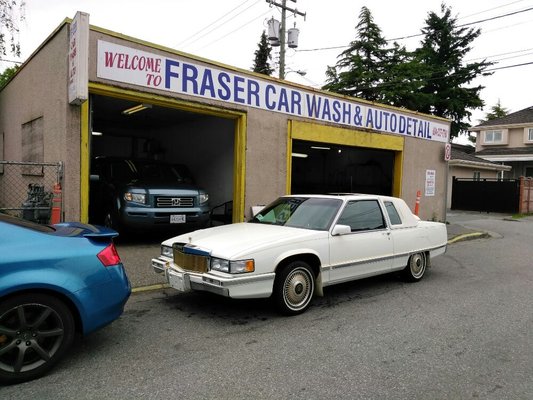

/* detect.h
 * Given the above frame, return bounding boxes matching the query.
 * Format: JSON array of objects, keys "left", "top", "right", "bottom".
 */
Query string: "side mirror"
[{"left": 331, "top": 224, "right": 351, "bottom": 236}]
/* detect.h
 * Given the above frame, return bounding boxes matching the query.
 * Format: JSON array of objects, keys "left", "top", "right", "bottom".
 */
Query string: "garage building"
[{"left": 0, "top": 13, "right": 451, "bottom": 226}]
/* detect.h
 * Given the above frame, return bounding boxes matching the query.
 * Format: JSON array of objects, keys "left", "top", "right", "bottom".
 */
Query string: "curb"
[
  {"left": 447, "top": 232, "right": 489, "bottom": 244},
  {"left": 131, "top": 283, "right": 169, "bottom": 294}
]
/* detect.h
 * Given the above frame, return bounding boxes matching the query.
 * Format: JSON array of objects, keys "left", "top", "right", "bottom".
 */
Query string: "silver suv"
[{"left": 89, "top": 157, "right": 210, "bottom": 233}]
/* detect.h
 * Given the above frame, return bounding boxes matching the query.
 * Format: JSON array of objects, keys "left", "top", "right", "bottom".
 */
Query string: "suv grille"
[{"left": 156, "top": 197, "right": 194, "bottom": 207}]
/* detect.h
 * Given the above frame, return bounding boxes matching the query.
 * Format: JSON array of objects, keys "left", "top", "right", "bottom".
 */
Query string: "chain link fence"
[{"left": 0, "top": 161, "right": 63, "bottom": 223}]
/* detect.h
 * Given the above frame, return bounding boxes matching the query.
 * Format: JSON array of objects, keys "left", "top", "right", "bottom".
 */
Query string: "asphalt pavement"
[{"left": 117, "top": 210, "right": 512, "bottom": 291}]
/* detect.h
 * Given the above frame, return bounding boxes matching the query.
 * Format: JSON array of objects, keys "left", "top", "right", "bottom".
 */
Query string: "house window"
[
  {"left": 21, "top": 117, "right": 44, "bottom": 176},
  {"left": 484, "top": 130, "right": 503, "bottom": 144},
  {"left": 473, "top": 171, "right": 481, "bottom": 180},
  {"left": 528, "top": 128, "right": 533, "bottom": 142}
]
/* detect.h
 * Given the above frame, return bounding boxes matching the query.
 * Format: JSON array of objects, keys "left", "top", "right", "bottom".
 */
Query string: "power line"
[
  {"left": 195, "top": 9, "right": 272, "bottom": 51},
  {"left": 297, "top": 5, "right": 533, "bottom": 52},
  {"left": 486, "top": 60, "right": 533, "bottom": 71},
  {"left": 458, "top": 0, "right": 528, "bottom": 20},
  {"left": 386, "top": 6, "right": 533, "bottom": 41},
  {"left": 177, "top": 0, "right": 262, "bottom": 48}
]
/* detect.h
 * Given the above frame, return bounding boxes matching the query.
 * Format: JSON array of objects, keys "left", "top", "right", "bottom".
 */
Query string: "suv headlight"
[
  {"left": 199, "top": 193, "right": 209, "bottom": 205},
  {"left": 211, "top": 257, "right": 254, "bottom": 274},
  {"left": 124, "top": 192, "right": 146, "bottom": 204}
]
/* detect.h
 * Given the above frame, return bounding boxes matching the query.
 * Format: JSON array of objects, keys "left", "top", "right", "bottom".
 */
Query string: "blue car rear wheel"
[{"left": 0, "top": 293, "right": 75, "bottom": 385}]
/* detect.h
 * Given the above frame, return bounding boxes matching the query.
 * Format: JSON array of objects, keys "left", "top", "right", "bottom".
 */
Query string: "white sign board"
[
  {"left": 96, "top": 40, "right": 450, "bottom": 143},
  {"left": 425, "top": 169, "right": 436, "bottom": 197},
  {"left": 68, "top": 11, "right": 89, "bottom": 105}
]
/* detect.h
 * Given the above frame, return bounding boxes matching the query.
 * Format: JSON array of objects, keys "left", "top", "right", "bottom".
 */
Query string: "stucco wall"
[
  {"left": 0, "top": 24, "right": 82, "bottom": 220},
  {"left": 402, "top": 138, "right": 447, "bottom": 221}
]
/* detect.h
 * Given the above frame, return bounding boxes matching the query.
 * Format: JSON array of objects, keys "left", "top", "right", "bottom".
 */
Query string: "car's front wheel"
[
  {"left": 0, "top": 293, "right": 75, "bottom": 385},
  {"left": 273, "top": 260, "right": 315, "bottom": 315},
  {"left": 402, "top": 252, "right": 428, "bottom": 282}
]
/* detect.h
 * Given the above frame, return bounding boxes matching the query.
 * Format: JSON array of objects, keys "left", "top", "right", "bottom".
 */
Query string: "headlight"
[
  {"left": 161, "top": 245, "right": 173, "bottom": 258},
  {"left": 210, "top": 257, "right": 254, "bottom": 274},
  {"left": 124, "top": 192, "right": 146, "bottom": 204},
  {"left": 199, "top": 193, "right": 209, "bottom": 205}
]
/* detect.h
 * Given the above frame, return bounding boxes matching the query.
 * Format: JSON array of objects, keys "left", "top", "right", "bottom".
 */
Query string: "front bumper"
[
  {"left": 119, "top": 206, "right": 210, "bottom": 230},
  {"left": 152, "top": 257, "right": 275, "bottom": 299}
]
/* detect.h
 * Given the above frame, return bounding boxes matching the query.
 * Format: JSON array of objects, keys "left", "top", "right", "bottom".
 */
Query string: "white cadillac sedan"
[{"left": 152, "top": 194, "right": 447, "bottom": 315}]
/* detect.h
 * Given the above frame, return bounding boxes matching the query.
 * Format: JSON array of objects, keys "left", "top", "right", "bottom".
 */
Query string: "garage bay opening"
[{"left": 291, "top": 140, "right": 395, "bottom": 195}]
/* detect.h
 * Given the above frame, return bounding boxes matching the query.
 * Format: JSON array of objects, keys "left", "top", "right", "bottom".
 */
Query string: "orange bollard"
[
  {"left": 414, "top": 190, "right": 421, "bottom": 216},
  {"left": 51, "top": 183, "right": 62, "bottom": 224}
]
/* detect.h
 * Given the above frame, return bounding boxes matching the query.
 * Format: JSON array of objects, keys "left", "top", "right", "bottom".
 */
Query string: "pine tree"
[
  {"left": 0, "top": 0, "right": 25, "bottom": 57},
  {"left": 252, "top": 31, "right": 274, "bottom": 76},
  {"left": 0, "top": 65, "right": 18, "bottom": 89},
  {"left": 415, "top": 4, "right": 492, "bottom": 138},
  {"left": 484, "top": 99, "right": 509, "bottom": 121},
  {"left": 323, "top": 6, "right": 390, "bottom": 102}
]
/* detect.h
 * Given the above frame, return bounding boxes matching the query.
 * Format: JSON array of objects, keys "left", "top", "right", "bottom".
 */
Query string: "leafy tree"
[
  {"left": 0, "top": 0, "right": 25, "bottom": 57},
  {"left": 323, "top": 6, "right": 390, "bottom": 102},
  {"left": 252, "top": 31, "right": 274, "bottom": 76},
  {"left": 415, "top": 4, "right": 492, "bottom": 138},
  {"left": 483, "top": 99, "right": 509, "bottom": 121},
  {"left": 0, "top": 65, "right": 18, "bottom": 89}
]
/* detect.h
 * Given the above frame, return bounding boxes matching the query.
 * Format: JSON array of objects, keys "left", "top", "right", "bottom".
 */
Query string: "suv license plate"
[{"left": 170, "top": 214, "right": 186, "bottom": 223}]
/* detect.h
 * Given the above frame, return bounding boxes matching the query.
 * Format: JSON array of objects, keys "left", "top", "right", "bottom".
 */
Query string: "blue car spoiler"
[{"left": 52, "top": 222, "right": 119, "bottom": 239}]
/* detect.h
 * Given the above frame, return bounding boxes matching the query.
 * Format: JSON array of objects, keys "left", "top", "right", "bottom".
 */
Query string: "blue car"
[{"left": 0, "top": 213, "right": 131, "bottom": 384}]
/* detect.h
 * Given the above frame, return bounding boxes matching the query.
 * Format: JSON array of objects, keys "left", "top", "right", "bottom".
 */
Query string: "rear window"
[
  {"left": 384, "top": 201, "right": 402, "bottom": 225},
  {"left": 0, "top": 213, "right": 55, "bottom": 233}
]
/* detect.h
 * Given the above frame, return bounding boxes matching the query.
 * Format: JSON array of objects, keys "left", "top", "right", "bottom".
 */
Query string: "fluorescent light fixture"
[
  {"left": 292, "top": 152, "right": 308, "bottom": 158},
  {"left": 311, "top": 146, "right": 331, "bottom": 150},
  {"left": 91, "top": 131, "right": 103, "bottom": 136},
  {"left": 122, "top": 103, "right": 152, "bottom": 115}
]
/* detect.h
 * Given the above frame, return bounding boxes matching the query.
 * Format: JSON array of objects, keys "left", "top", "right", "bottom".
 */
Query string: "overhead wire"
[
  {"left": 177, "top": 0, "right": 262, "bottom": 49},
  {"left": 195, "top": 9, "right": 273, "bottom": 51},
  {"left": 296, "top": 5, "right": 533, "bottom": 52}
]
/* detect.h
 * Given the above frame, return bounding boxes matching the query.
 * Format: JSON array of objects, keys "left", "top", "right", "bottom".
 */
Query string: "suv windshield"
[
  {"left": 109, "top": 160, "right": 194, "bottom": 184},
  {"left": 251, "top": 197, "right": 342, "bottom": 231}
]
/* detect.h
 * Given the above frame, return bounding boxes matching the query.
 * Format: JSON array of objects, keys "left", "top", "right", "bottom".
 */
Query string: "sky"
[{"left": 3, "top": 0, "right": 533, "bottom": 142}]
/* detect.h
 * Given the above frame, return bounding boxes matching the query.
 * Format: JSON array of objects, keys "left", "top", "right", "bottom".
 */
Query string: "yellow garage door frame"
[
  {"left": 80, "top": 83, "right": 247, "bottom": 223},
  {"left": 287, "top": 120, "right": 404, "bottom": 197}
]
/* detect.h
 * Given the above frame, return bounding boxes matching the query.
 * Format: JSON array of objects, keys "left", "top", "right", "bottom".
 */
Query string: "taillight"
[{"left": 97, "top": 243, "right": 122, "bottom": 267}]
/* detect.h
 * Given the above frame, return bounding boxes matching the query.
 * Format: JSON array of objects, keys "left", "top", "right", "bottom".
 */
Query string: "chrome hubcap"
[{"left": 283, "top": 267, "right": 313, "bottom": 310}]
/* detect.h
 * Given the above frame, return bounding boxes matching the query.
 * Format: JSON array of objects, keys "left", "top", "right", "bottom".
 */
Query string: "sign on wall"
[
  {"left": 68, "top": 12, "right": 89, "bottom": 105},
  {"left": 96, "top": 40, "right": 450, "bottom": 143},
  {"left": 425, "top": 169, "right": 436, "bottom": 196}
]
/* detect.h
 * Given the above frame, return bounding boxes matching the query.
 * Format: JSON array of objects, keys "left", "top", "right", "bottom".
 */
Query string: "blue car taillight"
[{"left": 97, "top": 243, "right": 122, "bottom": 267}]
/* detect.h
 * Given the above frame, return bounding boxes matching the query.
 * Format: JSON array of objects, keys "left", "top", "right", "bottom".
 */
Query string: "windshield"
[{"left": 251, "top": 197, "right": 342, "bottom": 230}]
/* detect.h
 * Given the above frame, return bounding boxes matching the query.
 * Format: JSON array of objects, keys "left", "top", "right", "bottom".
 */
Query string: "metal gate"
[
  {"left": 451, "top": 177, "right": 520, "bottom": 213},
  {"left": 0, "top": 161, "right": 63, "bottom": 223}
]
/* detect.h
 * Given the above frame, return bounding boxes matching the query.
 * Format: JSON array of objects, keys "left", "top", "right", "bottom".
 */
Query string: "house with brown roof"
[{"left": 470, "top": 106, "right": 533, "bottom": 178}]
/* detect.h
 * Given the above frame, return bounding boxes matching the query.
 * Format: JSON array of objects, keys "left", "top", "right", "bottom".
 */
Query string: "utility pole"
[{"left": 266, "top": 0, "right": 306, "bottom": 79}]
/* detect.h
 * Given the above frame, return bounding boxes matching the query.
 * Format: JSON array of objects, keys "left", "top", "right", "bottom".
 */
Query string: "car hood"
[
  {"left": 162, "top": 223, "right": 326, "bottom": 259},
  {"left": 122, "top": 180, "right": 200, "bottom": 192}
]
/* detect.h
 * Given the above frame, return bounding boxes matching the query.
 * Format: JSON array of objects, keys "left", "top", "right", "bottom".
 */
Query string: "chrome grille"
[
  {"left": 156, "top": 196, "right": 194, "bottom": 207},
  {"left": 172, "top": 245, "right": 208, "bottom": 273}
]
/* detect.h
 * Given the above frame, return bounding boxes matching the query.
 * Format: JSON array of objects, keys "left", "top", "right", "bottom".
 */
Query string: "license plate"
[
  {"left": 168, "top": 271, "right": 190, "bottom": 292},
  {"left": 170, "top": 214, "right": 186, "bottom": 224}
]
